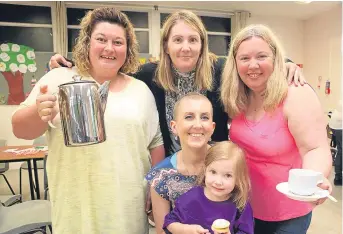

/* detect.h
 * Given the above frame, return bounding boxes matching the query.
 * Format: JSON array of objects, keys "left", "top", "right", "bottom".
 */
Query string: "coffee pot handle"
[
  {"left": 48, "top": 120, "right": 57, "bottom": 129},
  {"left": 99, "top": 81, "right": 110, "bottom": 113}
]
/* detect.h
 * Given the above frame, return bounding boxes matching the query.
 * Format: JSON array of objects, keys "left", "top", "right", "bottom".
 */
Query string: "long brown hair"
[
  {"left": 73, "top": 7, "right": 140, "bottom": 76},
  {"left": 156, "top": 10, "right": 217, "bottom": 92},
  {"left": 197, "top": 141, "right": 250, "bottom": 211}
]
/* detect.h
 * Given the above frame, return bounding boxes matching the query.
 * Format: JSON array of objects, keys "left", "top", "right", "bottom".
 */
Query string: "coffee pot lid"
[
  {"left": 59, "top": 75, "right": 96, "bottom": 87},
  {"left": 72, "top": 75, "right": 82, "bottom": 82}
]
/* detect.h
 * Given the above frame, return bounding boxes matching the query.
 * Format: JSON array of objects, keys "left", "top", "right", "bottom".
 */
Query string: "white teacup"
[{"left": 288, "top": 169, "right": 323, "bottom": 196}]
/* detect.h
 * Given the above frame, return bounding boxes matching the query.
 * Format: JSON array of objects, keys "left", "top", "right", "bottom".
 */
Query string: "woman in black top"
[
  {"left": 134, "top": 57, "right": 228, "bottom": 156},
  {"left": 48, "top": 10, "right": 304, "bottom": 157}
]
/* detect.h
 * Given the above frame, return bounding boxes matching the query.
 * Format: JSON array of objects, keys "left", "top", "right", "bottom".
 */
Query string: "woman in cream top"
[{"left": 12, "top": 7, "right": 163, "bottom": 234}]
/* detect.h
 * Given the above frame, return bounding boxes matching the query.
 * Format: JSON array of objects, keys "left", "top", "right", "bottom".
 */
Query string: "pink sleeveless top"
[{"left": 230, "top": 103, "right": 312, "bottom": 221}]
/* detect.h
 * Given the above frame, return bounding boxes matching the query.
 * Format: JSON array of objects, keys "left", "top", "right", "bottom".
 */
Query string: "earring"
[
  {"left": 208, "top": 137, "right": 212, "bottom": 142},
  {"left": 174, "top": 135, "right": 178, "bottom": 141}
]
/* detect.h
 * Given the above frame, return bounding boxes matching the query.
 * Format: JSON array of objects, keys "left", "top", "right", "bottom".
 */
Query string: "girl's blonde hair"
[
  {"left": 73, "top": 7, "right": 140, "bottom": 76},
  {"left": 220, "top": 24, "right": 288, "bottom": 118},
  {"left": 197, "top": 141, "right": 250, "bottom": 211},
  {"left": 156, "top": 10, "right": 217, "bottom": 92}
]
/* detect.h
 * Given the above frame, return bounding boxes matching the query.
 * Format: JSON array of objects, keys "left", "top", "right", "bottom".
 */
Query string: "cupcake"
[{"left": 211, "top": 219, "right": 230, "bottom": 233}]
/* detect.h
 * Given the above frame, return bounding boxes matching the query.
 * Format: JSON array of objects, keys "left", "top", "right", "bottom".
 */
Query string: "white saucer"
[{"left": 276, "top": 182, "right": 329, "bottom": 202}]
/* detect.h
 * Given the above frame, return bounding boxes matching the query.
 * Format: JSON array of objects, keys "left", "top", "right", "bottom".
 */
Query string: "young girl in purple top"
[{"left": 164, "top": 141, "right": 254, "bottom": 234}]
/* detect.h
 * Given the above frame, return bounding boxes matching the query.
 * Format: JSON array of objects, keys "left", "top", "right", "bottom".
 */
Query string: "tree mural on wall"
[{"left": 0, "top": 43, "right": 37, "bottom": 105}]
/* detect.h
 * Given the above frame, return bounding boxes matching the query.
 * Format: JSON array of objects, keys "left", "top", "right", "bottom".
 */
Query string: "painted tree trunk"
[{"left": 1, "top": 71, "right": 25, "bottom": 105}]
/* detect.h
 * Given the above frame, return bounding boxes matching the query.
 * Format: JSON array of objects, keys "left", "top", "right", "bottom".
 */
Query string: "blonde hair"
[
  {"left": 197, "top": 141, "right": 250, "bottom": 211},
  {"left": 73, "top": 7, "right": 139, "bottom": 76},
  {"left": 173, "top": 92, "right": 213, "bottom": 120},
  {"left": 156, "top": 10, "right": 217, "bottom": 92},
  {"left": 220, "top": 24, "right": 288, "bottom": 118}
]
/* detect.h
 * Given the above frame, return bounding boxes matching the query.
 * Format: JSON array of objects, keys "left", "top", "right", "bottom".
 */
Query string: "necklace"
[
  {"left": 250, "top": 90, "right": 265, "bottom": 112},
  {"left": 179, "top": 151, "right": 200, "bottom": 176},
  {"left": 179, "top": 152, "right": 191, "bottom": 176},
  {"left": 250, "top": 99, "right": 264, "bottom": 112}
]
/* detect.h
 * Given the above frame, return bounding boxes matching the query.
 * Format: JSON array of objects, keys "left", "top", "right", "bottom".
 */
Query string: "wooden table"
[{"left": 0, "top": 145, "right": 47, "bottom": 200}]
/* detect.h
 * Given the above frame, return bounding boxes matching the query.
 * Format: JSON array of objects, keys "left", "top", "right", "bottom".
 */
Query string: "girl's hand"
[
  {"left": 285, "top": 62, "right": 306, "bottom": 86},
  {"left": 185, "top": 224, "right": 211, "bottom": 234},
  {"left": 213, "top": 231, "right": 231, "bottom": 234}
]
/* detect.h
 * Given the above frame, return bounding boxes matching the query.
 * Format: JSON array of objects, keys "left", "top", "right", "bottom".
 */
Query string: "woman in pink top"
[{"left": 220, "top": 24, "right": 332, "bottom": 234}]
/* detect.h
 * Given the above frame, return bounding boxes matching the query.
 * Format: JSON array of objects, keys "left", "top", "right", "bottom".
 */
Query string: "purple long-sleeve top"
[{"left": 163, "top": 186, "right": 254, "bottom": 234}]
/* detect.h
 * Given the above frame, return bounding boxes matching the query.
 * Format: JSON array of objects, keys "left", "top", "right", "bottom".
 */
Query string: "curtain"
[
  {"left": 51, "top": 1, "right": 68, "bottom": 57},
  {"left": 231, "top": 11, "right": 251, "bottom": 41}
]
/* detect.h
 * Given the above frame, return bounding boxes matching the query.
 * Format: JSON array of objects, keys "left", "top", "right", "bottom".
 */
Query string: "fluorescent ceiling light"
[{"left": 295, "top": 1, "right": 313, "bottom": 4}]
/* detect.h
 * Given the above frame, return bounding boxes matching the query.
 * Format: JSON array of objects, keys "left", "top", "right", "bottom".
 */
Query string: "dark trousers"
[
  {"left": 332, "top": 129, "right": 342, "bottom": 180},
  {"left": 254, "top": 212, "right": 312, "bottom": 234}
]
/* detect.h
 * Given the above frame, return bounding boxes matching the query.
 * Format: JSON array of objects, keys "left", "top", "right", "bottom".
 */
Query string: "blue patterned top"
[{"left": 146, "top": 153, "right": 197, "bottom": 208}]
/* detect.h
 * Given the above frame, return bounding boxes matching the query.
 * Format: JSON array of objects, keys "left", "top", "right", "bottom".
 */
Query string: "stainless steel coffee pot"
[{"left": 49, "top": 75, "right": 109, "bottom": 147}]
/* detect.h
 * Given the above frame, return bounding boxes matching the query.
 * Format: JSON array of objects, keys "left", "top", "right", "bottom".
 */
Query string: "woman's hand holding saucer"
[{"left": 312, "top": 177, "right": 332, "bottom": 206}]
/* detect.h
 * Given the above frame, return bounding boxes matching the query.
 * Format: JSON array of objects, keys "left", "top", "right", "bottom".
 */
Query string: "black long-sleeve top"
[{"left": 134, "top": 57, "right": 229, "bottom": 156}]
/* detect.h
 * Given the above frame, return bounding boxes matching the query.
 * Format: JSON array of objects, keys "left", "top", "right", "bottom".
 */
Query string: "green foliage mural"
[{"left": 0, "top": 43, "right": 37, "bottom": 105}]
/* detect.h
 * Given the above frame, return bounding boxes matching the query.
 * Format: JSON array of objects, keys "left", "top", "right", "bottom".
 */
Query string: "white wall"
[
  {"left": 0, "top": 106, "right": 33, "bottom": 169},
  {"left": 303, "top": 5, "right": 342, "bottom": 111},
  {"left": 247, "top": 7, "right": 342, "bottom": 111},
  {"left": 247, "top": 15, "right": 304, "bottom": 64},
  {"left": 0, "top": 105, "right": 33, "bottom": 146}
]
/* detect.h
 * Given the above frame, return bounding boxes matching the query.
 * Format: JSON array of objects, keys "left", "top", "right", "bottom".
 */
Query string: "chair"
[
  {"left": 0, "top": 164, "right": 15, "bottom": 196},
  {"left": 0, "top": 140, "right": 15, "bottom": 196},
  {"left": 19, "top": 136, "right": 46, "bottom": 200},
  {"left": 0, "top": 195, "right": 21, "bottom": 207},
  {"left": 43, "top": 155, "right": 49, "bottom": 200},
  {"left": 0, "top": 199, "right": 52, "bottom": 234},
  {"left": 327, "top": 112, "right": 337, "bottom": 165}
]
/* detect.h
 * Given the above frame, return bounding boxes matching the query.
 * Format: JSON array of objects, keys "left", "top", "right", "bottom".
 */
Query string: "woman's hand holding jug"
[{"left": 36, "top": 85, "right": 58, "bottom": 123}]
